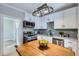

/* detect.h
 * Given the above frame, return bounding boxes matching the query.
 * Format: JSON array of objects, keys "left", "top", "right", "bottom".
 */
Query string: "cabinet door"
[
  {"left": 71, "top": 40, "right": 77, "bottom": 54},
  {"left": 47, "top": 14, "right": 54, "bottom": 22},
  {"left": 34, "top": 17, "right": 47, "bottom": 29},
  {"left": 64, "top": 38, "right": 77, "bottom": 54},
  {"left": 54, "top": 11, "right": 64, "bottom": 29},
  {"left": 41, "top": 19, "right": 47, "bottom": 29},
  {"left": 34, "top": 17, "right": 41, "bottom": 29},
  {"left": 63, "top": 7, "right": 77, "bottom": 29},
  {"left": 64, "top": 39, "right": 71, "bottom": 48},
  {"left": 34, "top": 19, "right": 39, "bottom": 29}
]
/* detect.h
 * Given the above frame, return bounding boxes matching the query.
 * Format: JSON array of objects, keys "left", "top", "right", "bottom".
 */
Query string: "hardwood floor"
[{"left": 4, "top": 48, "right": 19, "bottom": 56}]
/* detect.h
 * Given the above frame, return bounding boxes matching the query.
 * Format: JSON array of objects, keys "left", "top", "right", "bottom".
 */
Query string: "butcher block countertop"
[{"left": 16, "top": 40, "right": 75, "bottom": 56}]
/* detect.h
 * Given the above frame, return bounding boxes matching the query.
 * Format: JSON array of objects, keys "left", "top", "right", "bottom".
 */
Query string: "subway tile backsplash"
[{"left": 53, "top": 29, "right": 78, "bottom": 38}]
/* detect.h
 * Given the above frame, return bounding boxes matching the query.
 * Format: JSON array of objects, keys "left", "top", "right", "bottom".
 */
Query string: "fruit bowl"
[{"left": 39, "top": 40, "right": 49, "bottom": 50}]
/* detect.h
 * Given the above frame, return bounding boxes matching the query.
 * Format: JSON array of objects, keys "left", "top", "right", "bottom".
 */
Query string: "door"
[
  {"left": 3, "top": 16, "right": 21, "bottom": 55},
  {"left": 3, "top": 17, "right": 16, "bottom": 55}
]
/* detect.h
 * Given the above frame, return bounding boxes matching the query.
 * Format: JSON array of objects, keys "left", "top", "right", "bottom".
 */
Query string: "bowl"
[{"left": 39, "top": 40, "right": 49, "bottom": 48}]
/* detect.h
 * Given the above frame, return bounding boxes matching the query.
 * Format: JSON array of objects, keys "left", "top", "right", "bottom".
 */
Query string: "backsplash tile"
[{"left": 53, "top": 29, "right": 78, "bottom": 38}]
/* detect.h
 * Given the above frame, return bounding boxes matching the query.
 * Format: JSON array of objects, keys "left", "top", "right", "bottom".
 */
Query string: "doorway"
[{"left": 3, "top": 16, "right": 20, "bottom": 55}]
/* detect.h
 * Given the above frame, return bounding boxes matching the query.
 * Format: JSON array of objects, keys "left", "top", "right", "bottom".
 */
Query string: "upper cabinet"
[
  {"left": 24, "top": 13, "right": 35, "bottom": 22},
  {"left": 63, "top": 7, "right": 77, "bottom": 29},
  {"left": 54, "top": 7, "right": 77, "bottom": 29},
  {"left": 46, "top": 14, "right": 54, "bottom": 22},
  {"left": 34, "top": 17, "right": 47, "bottom": 29},
  {"left": 54, "top": 11, "right": 64, "bottom": 29},
  {"left": 24, "top": 13, "right": 47, "bottom": 29},
  {"left": 34, "top": 17, "right": 40, "bottom": 29},
  {"left": 41, "top": 19, "right": 47, "bottom": 29}
]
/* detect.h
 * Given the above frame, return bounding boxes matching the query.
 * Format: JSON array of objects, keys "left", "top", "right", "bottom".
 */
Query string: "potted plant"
[{"left": 59, "top": 32, "right": 64, "bottom": 37}]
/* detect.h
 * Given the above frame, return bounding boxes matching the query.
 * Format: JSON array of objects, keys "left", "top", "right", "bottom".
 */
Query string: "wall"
[
  {"left": 17, "top": 20, "right": 23, "bottom": 45},
  {"left": 0, "top": 4, "right": 24, "bottom": 44},
  {"left": 0, "top": 4, "right": 25, "bottom": 19}
]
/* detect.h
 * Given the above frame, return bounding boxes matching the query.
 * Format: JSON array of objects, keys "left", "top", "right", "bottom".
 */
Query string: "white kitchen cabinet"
[
  {"left": 64, "top": 38, "right": 78, "bottom": 54},
  {"left": 53, "top": 36, "right": 78, "bottom": 54},
  {"left": 54, "top": 11, "right": 64, "bottom": 29},
  {"left": 46, "top": 14, "right": 54, "bottom": 22},
  {"left": 63, "top": 7, "right": 77, "bottom": 29},
  {"left": 24, "top": 13, "right": 35, "bottom": 22},
  {"left": 34, "top": 17, "right": 47, "bottom": 29},
  {"left": 24, "top": 13, "right": 30, "bottom": 21},
  {"left": 54, "top": 7, "right": 77, "bottom": 29},
  {"left": 34, "top": 18, "right": 40, "bottom": 29},
  {"left": 41, "top": 18, "right": 47, "bottom": 29},
  {"left": 30, "top": 16, "right": 36, "bottom": 22}
]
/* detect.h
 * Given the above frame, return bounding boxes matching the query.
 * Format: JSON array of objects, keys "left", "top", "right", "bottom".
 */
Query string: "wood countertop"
[{"left": 16, "top": 40, "right": 75, "bottom": 56}]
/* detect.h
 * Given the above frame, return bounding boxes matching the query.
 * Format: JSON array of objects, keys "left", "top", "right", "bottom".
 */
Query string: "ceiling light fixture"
[{"left": 32, "top": 4, "right": 54, "bottom": 17}]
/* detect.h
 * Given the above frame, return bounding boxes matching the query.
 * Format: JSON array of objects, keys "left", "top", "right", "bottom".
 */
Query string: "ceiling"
[{"left": 4, "top": 3, "right": 78, "bottom": 14}]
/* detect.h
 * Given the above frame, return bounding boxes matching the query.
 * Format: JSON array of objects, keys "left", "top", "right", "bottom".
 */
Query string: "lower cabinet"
[
  {"left": 52, "top": 38, "right": 77, "bottom": 55},
  {"left": 52, "top": 38, "right": 64, "bottom": 47},
  {"left": 64, "top": 39, "right": 77, "bottom": 54}
]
